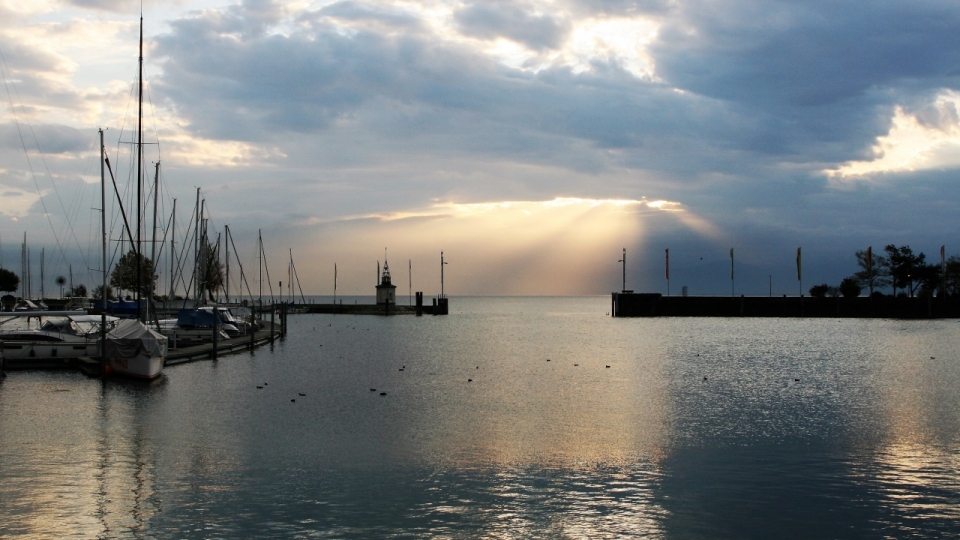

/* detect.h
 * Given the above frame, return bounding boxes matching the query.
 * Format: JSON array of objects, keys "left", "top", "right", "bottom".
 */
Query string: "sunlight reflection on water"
[{"left": 1, "top": 297, "right": 959, "bottom": 538}]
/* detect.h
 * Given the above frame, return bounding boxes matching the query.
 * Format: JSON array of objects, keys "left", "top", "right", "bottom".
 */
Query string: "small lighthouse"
[{"left": 376, "top": 250, "right": 397, "bottom": 305}]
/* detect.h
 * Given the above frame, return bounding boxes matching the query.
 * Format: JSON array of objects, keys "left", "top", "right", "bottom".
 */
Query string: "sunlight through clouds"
[
  {"left": 291, "top": 197, "right": 722, "bottom": 294},
  {"left": 559, "top": 17, "right": 659, "bottom": 79},
  {"left": 830, "top": 91, "right": 960, "bottom": 179}
]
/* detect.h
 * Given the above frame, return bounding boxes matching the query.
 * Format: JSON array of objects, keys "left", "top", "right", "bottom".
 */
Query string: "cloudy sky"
[{"left": 1, "top": 0, "right": 959, "bottom": 297}]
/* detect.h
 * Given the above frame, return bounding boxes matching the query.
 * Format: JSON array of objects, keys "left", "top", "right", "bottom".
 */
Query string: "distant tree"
[
  {"left": 55, "top": 276, "right": 66, "bottom": 298},
  {"left": 197, "top": 237, "right": 225, "bottom": 302},
  {"left": 884, "top": 245, "right": 938, "bottom": 297},
  {"left": 825, "top": 286, "right": 840, "bottom": 298},
  {"left": 809, "top": 284, "right": 829, "bottom": 298},
  {"left": 853, "top": 250, "right": 891, "bottom": 296},
  {"left": 92, "top": 285, "right": 114, "bottom": 301},
  {"left": 0, "top": 268, "right": 19, "bottom": 293},
  {"left": 839, "top": 277, "right": 862, "bottom": 298},
  {"left": 943, "top": 256, "right": 960, "bottom": 296},
  {"left": 68, "top": 284, "right": 87, "bottom": 297},
  {"left": 110, "top": 250, "right": 156, "bottom": 298}
]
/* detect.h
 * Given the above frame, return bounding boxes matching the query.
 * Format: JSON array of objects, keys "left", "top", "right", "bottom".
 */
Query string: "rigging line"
[
  {"left": 171, "top": 201, "right": 199, "bottom": 300},
  {"left": 0, "top": 50, "right": 91, "bottom": 271},
  {"left": 291, "top": 253, "right": 307, "bottom": 304},
  {"left": 104, "top": 156, "right": 137, "bottom": 248},
  {"left": 226, "top": 227, "right": 255, "bottom": 303},
  {"left": 112, "top": 80, "right": 136, "bottom": 182},
  {"left": 260, "top": 234, "right": 275, "bottom": 302},
  {"left": 146, "top": 85, "right": 161, "bottom": 161},
  {"left": 0, "top": 49, "right": 78, "bottom": 271}
]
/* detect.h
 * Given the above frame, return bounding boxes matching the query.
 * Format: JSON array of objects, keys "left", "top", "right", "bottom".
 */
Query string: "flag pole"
[
  {"left": 665, "top": 249, "right": 670, "bottom": 297},
  {"left": 797, "top": 247, "right": 802, "bottom": 297},
  {"left": 730, "top": 248, "right": 735, "bottom": 297}
]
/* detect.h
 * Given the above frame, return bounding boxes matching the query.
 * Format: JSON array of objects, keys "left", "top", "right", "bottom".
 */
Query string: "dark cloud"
[
  {"left": 454, "top": 2, "right": 570, "bottom": 51},
  {"left": 567, "top": 0, "right": 674, "bottom": 16},
  {"left": 654, "top": 0, "right": 960, "bottom": 107},
  {"left": 0, "top": 123, "right": 91, "bottom": 154},
  {"left": 152, "top": 0, "right": 960, "bottom": 179},
  {"left": 145, "top": 0, "right": 960, "bottom": 289}
]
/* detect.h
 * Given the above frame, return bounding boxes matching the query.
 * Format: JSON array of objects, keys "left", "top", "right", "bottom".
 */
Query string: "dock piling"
[{"left": 212, "top": 308, "right": 218, "bottom": 360}]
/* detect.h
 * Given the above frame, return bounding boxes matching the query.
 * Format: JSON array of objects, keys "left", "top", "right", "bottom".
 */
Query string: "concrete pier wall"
[{"left": 612, "top": 292, "right": 960, "bottom": 318}]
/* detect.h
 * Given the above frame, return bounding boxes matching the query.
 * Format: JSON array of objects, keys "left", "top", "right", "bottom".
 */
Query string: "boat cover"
[
  {"left": 176, "top": 309, "right": 221, "bottom": 327},
  {"left": 103, "top": 319, "right": 168, "bottom": 359},
  {"left": 103, "top": 300, "right": 143, "bottom": 316}
]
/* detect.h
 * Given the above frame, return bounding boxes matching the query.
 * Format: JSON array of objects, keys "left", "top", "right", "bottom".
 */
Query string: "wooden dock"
[
  {"left": 1, "top": 322, "right": 284, "bottom": 376},
  {"left": 165, "top": 322, "right": 281, "bottom": 365}
]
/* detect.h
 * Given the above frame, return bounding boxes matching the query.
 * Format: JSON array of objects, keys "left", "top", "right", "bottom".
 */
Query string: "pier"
[
  {"left": 295, "top": 295, "right": 449, "bottom": 316},
  {"left": 612, "top": 292, "right": 960, "bottom": 318}
]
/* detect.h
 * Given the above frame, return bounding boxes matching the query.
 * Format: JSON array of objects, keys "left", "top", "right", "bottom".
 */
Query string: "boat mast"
[
  {"left": 225, "top": 225, "right": 230, "bottom": 303},
  {"left": 135, "top": 14, "right": 144, "bottom": 322},
  {"left": 150, "top": 160, "right": 160, "bottom": 320},
  {"left": 192, "top": 188, "right": 199, "bottom": 305},
  {"left": 198, "top": 200, "right": 206, "bottom": 305},
  {"left": 170, "top": 198, "right": 176, "bottom": 299},
  {"left": 99, "top": 128, "right": 107, "bottom": 375},
  {"left": 258, "top": 229, "right": 262, "bottom": 309}
]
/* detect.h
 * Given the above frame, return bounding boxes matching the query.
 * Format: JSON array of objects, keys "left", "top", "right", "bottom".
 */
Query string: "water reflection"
[
  {"left": 1, "top": 299, "right": 960, "bottom": 538},
  {"left": 0, "top": 373, "right": 166, "bottom": 538},
  {"left": 95, "top": 377, "right": 165, "bottom": 538}
]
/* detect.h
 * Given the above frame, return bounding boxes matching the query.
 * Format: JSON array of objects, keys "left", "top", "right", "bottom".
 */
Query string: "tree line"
[{"left": 809, "top": 245, "right": 959, "bottom": 298}]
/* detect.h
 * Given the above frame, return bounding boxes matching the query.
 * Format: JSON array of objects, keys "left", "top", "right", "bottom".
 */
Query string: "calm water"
[{"left": 1, "top": 297, "right": 959, "bottom": 538}]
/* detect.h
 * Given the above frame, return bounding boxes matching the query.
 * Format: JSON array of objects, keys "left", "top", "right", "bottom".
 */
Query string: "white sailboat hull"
[
  {"left": 2, "top": 341, "right": 98, "bottom": 361},
  {"left": 108, "top": 353, "right": 164, "bottom": 379}
]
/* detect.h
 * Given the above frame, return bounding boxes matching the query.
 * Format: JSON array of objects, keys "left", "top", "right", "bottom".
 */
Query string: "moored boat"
[{"left": 103, "top": 319, "right": 167, "bottom": 379}]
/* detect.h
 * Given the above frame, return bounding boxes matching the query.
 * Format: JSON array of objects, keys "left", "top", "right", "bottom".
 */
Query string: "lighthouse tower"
[{"left": 376, "top": 255, "right": 397, "bottom": 305}]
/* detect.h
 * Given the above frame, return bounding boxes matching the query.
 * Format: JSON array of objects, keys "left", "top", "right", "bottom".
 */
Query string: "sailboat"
[{"left": 97, "top": 16, "right": 166, "bottom": 378}]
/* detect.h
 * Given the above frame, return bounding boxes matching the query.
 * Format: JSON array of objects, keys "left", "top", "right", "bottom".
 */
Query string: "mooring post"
[
  {"left": 270, "top": 304, "right": 275, "bottom": 343},
  {"left": 281, "top": 302, "right": 287, "bottom": 337},
  {"left": 212, "top": 308, "right": 219, "bottom": 360},
  {"left": 250, "top": 309, "right": 256, "bottom": 350},
  {"left": 416, "top": 291, "right": 423, "bottom": 316}
]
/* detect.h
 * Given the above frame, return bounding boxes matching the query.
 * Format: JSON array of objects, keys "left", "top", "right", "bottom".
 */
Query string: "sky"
[{"left": 1, "top": 0, "right": 959, "bottom": 298}]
